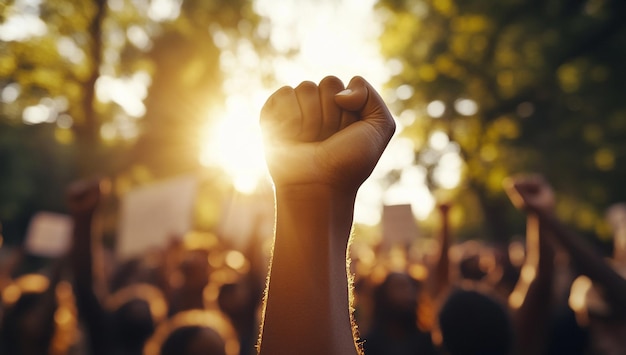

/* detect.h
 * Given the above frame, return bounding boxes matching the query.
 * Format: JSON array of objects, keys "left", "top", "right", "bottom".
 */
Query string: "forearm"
[
  {"left": 432, "top": 206, "right": 450, "bottom": 297},
  {"left": 71, "top": 212, "right": 95, "bottom": 287},
  {"left": 538, "top": 210, "right": 626, "bottom": 316},
  {"left": 513, "top": 214, "right": 554, "bottom": 354},
  {"left": 259, "top": 185, "right": 359, "bottom": 355},
  {"left": 70, "top": 211, "right": 110, "bottom": 355}
]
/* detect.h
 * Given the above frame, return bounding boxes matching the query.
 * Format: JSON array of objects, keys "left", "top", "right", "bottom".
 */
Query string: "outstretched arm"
[
  {"left": 67, "top": 179, "right": 111, "bottom": 355},
  {"left": 257, "top": 76, "right": 395, "bottom": 355},
  {"left": 504, "top": 177, "right": 556, "bottom": 355},
  {"left": 431, "top": 203, "right": 451, "bottom": 299},
  {"left": 506, "top": 175, "right": 626, "bottom": 318}
]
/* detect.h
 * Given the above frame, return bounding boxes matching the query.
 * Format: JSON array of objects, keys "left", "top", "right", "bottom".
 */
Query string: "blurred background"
[
  {"left": 2, "top": 0, "right": 625, "bottom": 250},
  {"left": 2, "top": 0, "right": 626, "bottom": 354}
]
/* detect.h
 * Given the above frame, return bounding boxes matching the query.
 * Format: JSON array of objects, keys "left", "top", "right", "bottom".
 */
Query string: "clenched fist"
[{"left": 260, "top": 76, "right": 396, "bottom": 193}]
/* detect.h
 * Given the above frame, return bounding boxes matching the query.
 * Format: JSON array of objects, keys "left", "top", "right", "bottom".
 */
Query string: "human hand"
[
  {"left": 66, "top": 178, "right": 107, "bottom": 216},
  {"left": 503, "top": 175, "right": 556, "bottom": 215},
  {"left": 260, "top": 76, "right": 396, "bottom": 193}
]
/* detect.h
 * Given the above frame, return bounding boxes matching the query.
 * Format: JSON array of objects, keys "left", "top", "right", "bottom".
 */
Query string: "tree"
[
  {"left": 377, "top": 0, "right": 626, "bottom": 243},
  {"left": 0, "top": 0, "right": 270, "bottom": 243}
]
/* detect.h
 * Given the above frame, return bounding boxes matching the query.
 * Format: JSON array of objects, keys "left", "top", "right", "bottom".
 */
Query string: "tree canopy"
[
  {"left": 377, "top": 0, "right": 626, "bottom": 242},
  {"left": 0, "top": 0, "right": 270, "bottom": 243}
]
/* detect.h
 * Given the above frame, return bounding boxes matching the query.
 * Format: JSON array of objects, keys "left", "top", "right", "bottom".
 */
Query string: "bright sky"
[{"left": 1, "top": 0, "right": 447, "bottom": 225}]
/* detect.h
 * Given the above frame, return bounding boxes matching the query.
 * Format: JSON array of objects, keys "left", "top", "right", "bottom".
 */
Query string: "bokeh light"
[{"left": 426, "top": 100, "right": 446, "bottom": 118}]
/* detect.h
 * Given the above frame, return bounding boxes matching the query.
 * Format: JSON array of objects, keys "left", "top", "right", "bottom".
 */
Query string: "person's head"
[
  {"left": 111, "top": 298, "right": 156, "bottom": 349},
  {"left": 106, "top": 283, "right": 168, "bottom": 350},
  {"left": 109, "top": 258, "right": 143, "bottom": 291},
  {"left": 217, "top": 277, "right": 257, "bottom": 321},
  {"left": 144, "top": 309, "right": 240, "bottom": 355},
  {"left": 0, "top": 275, "right": 56, "bottom": 355},
  {"left": 160, "top": 325, "right": 226, "bottom": 355},
  {"left": 438, "top": 289, "right": 513, "bottom": 355},
  {"left": 180, "top": 249, "right": 210, "bottom": 290},
  {"left": 373, "top": 272, "right": 420, "bottom": 325}
]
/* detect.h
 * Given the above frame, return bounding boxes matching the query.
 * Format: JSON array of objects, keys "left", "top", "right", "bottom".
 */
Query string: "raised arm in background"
[
  {"left": 504, "top": 176, "right": 556, "bottom": 355},
  {"left": 66, "top": 178, "right": 111, "bottom": 355},
  {"left": 257, "top": 76, "right": 395, "bottom": 355},
  {"left": 505, "top": 175, "right": 626, "bottom": 318},
  {"left": 431, "top": 203, "right": 452, "bottom": 300}
]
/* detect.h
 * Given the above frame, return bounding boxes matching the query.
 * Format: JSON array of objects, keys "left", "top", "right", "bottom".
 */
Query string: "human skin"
[{"left": 257, "top": 75, "right": 395, "bottom": 355}]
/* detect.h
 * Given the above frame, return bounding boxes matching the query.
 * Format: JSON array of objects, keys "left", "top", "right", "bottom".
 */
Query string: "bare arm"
[
  {"left": 506, "top": 175, "right": 626, "bottom": 318},
  {"left": 539, "top": 211, "right": 626, "bottom": 316},
  {"left": 67, "top": 179, "right": 111, "bottom": 355},
  {"left": 431, "top": 204, "right": 451, "bottom": 299},
  {"left": 257, "top": 76, "right": 395, "bottom": 355}
]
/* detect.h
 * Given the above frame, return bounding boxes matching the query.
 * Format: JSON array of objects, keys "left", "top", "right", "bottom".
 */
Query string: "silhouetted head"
[
  {"left": 112, "top": 298, "right": 156, "bottom": 349},
  {"left": 144, "top": 309, "right": 240, "bottom": 355},
  {"left": 106, "top": 283, "right": 168, "bottom": 352},
  {"left": 459, "top": 254, "right": 487, "bottom": 281},
  {"left": 373, "top": 272, "right": 420, "bottom": 326},
  {"left": 217, "top": 278, "right": 257, "bottom": 321},
  {"left": 0, "top": 288, "right": 56, "bottom": 355},
  {"left": 160, "top": 325, "right": 226, "bottom": 355},
  {"left": 439, "top": 289, "right": 513, "bottom": 355},
  {"left": 110, "top": 258, "right": 143, "bottom": 291}
]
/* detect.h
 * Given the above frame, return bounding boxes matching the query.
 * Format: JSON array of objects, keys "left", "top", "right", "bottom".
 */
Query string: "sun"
[
  {"left": 199, "top": 94, "right": 270, "bottom": 194},
  {"left": 198, "top": 0, "right": 445, "bottom": 224}
]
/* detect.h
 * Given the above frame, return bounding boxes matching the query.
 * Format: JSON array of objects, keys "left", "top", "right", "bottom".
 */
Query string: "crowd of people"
[{"left": 1, "top": 76, "right": 625, "bottom": 354}]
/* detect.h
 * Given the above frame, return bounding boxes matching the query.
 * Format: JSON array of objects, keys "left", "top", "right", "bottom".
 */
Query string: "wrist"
[
  {"left": 70, "top": 210, "right": 96, "bottom": 219},
  {"left": 270, "top": 183, "right": 357, "bottom": 252},
  {"left": 274, "top": 183, "right": 358, "bottom": 201}
]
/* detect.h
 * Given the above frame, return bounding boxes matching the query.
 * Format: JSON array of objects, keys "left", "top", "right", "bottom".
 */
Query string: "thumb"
[{"left": 334, "top": 76, "right": 396, "bottom": 139}]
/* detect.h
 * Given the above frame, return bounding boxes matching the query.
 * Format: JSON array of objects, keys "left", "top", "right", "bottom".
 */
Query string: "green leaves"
[{"left": 378, "top": 0, "right": 626, "bottom": 240}]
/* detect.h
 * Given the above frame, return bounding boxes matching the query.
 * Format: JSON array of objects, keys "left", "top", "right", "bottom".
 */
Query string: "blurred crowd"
[{"left": 0, "top": 175, "right": 625, "bottom": 355}]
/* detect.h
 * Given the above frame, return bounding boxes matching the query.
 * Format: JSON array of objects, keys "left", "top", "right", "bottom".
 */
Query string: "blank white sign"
[
  {"left": 25, "top": 212, "right": 73, "bottom": 258},
  {"left": 117, "top": 175, "right": 198, "bottom": 259}
]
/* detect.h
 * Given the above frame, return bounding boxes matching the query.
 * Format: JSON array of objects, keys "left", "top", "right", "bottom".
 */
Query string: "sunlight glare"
[
  {"left": 199, "top": 96, "right": 269, "bottom": 195},
  {"left": 355, "top": 181, "right": 384, "bottom": 226},
  {"left": 0, "top": 14, "right": 47, "bottom": 42},
  {"left": 57, "top": 37, "right": 85, "bottom": 64},
  {"left": 95, "top": 74, "right": 148, "bottom": 118},
  {"left": 1, "top": 83, "right": 21, "bottom": 103},
  {"left": 384, "top": 166, "right": 436, "bottom": 220},
  {"left": 22, "top": 104, "right": 51, "bottom": 125},
  {"left": 255, "top": 0, "right": 389, "bottom": 85},
  {"left": 453, "top": 98, "right": 478, "bottom": 116},
  {"left": 127, "top": 26, "right": 152, "bottom": 50},
  {"left": 148, "top": 0, "right": 182, "bottom": 22},
  {"left": 426, "top": 100, "right": 446, "bottom": 118},
  {"left": 210, "top": 0, "right": 427, "bottom": 224},
  {"left": 395, "top": 84, "right": 414, "bottom": 101},
  {"left": 429, "top": 130, "right": 449, "bottom": 150},
  {"left": 433, "top": 151, "right": 463, "bottom": 189}
]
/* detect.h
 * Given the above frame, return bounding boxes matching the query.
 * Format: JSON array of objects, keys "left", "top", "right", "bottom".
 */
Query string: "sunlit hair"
[
  {"left": 439, "top": 289, "right": 513, "bottom": 355},
  {"left": 105, "top": 283, "right": 168, "bottom": 324},
  {"left": 143, "top": 309, "right": 240, "bottom": 355}
]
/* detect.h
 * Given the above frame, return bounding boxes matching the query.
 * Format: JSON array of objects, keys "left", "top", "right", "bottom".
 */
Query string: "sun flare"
[
  {"left": 199, "top": 95, "right": 269, "bottom": 195},
  {"left": 199, "top": 0, "right": 441, "bottom": 223}
]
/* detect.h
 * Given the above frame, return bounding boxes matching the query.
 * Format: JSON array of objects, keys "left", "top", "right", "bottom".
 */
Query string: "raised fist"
[
  {"left": 66, "top": 178, "right": 108, "bottom": 216},
  {"left": 503, "top": 175, "right": 556, "bottom": 215},
  {"left": 260, "top": 76, "right": 395, "bottom": 193}
]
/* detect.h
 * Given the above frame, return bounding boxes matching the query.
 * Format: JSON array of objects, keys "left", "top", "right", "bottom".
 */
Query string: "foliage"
[
  {"left": 0, "top": 0, "right": 270, "bottom": 243},
  {"left": 377, "top": 0, "right": 626, "bottom": 242}
]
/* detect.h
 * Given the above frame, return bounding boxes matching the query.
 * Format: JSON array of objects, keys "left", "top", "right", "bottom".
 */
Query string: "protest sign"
[{"left": 117, "top": 175, "right": 198, "bottom": 259}]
